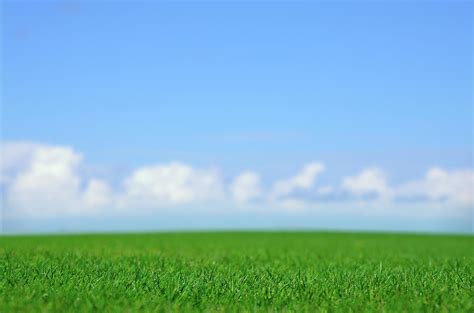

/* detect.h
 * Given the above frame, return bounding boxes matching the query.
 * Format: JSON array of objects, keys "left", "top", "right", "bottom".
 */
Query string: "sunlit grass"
[{"left": 1, "top": 232, "right": 472, "bottom": 312}]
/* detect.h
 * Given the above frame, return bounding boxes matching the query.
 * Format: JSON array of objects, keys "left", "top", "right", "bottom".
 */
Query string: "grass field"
[{"left": 1, "top": 232, "right": 472, "bottom": 312}]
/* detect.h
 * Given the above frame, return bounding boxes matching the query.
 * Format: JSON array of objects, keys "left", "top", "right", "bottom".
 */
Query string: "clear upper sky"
[{"left": 1, "top": 0, "right": 473, "bottom": 233}]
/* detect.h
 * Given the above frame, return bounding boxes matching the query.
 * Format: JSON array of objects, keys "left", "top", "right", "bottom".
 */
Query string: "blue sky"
[{"left": 1, "top": 0, "right": 473, "bottom": 233}]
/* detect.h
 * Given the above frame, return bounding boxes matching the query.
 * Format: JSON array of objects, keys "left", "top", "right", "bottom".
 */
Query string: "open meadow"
[{"left": 0, "top": 232, "right": 472, "bottom": 312}]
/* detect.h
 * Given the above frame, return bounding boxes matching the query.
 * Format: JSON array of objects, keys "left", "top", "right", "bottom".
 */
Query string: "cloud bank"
[{"left": 1, "top": 142, "right": 472, "bottom": 220}]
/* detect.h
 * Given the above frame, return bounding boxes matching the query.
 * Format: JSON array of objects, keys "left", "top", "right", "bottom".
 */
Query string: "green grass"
[{"left": 1, "top": 232, "right": 473, "bottom": 312}]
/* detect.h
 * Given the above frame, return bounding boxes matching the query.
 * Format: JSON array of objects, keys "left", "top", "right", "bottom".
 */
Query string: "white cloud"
[
  {"left": 273, "top": 197, "right": 311, "bottom": 212},
  {"left": 230, "top": 171, "right": 262, "bottom": 203},
  {"left": 2, "top": 143, "right": 114, "bottom": 216},
  {"left": 5, "top": 144, "right": 86, "bottom": 215},
  {"left": 396, "top": 167, "right": 474, "bottom": 207},
  {"left": 342, "top": 168, "right": 389, "bottom": 197},
  {"left": 119, "top": 162, "right": 223, "bottom": 208},
  {"left": 2, "top": 144, "right": 224, "bottom": 216},
  {"left": 271, "top": 162, "right": 325, "bottom": 199},
  {"left": 317, "top": 186, "right": 334, "bottom": 196},
  {"left": 1, "top": 141, "right": 472, "bottom": 220},
  {"left": 83, "top": 179, "right": 114, "bottom": 209},
  {"left": 0, "top": 142, "right": 42, "bottom": 185}
]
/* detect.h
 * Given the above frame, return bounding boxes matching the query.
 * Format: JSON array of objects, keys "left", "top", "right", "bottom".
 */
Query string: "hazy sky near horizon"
[{"left": 1, "top": 0, "right": 473, "bottom": 233}]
